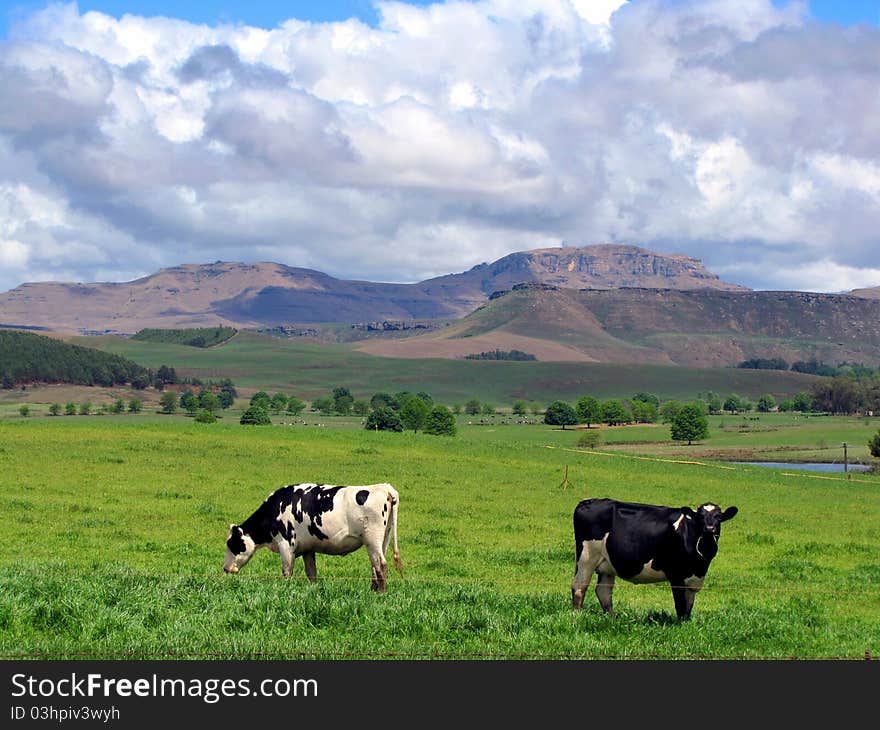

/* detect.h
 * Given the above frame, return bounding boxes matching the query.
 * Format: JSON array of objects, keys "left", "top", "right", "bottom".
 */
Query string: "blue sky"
[{"left": 0, "top": 1, "right": 878, "bottom": 38}]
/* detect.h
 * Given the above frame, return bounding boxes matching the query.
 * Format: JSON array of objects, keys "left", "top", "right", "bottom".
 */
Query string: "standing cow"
[
  {"left": 224, "top": 482, "right": 402, "bottom": 592},
  {"left": 571, "top": 498, "right": 738, "bottom": 620}
]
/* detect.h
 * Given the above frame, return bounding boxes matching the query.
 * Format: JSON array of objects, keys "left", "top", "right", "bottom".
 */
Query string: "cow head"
[
  {"left": 223, "top": 524, "right": 257, "bottom": 574},
  {"left": 681, "top": 503, "right": 738, "bottom": 561}
]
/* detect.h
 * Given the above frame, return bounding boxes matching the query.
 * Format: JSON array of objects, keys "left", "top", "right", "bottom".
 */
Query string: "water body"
[{"left": 733, "top": 461, "right": 872, "bottom": 473}]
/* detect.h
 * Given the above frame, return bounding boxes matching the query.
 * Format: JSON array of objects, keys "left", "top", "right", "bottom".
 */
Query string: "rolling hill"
[{"left": 356, "top": 286, "right": 880, "bottom": 368}]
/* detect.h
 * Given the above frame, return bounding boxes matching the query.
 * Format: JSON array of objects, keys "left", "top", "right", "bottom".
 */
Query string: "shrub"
[
  {"left": 195, "top": 409, "right": 216, "bottom": 424},
  {"left": 577, "top": 430, "right": 602, "bottom": 449},
  {"left": 18, "top": 405, "right": 29, "bottom": 417},
  {"left": 869, "top": 431, "right": 880, "bottom": 459},
  {"left": 239, "top": 406, "right": 271, "bottom": 425}
]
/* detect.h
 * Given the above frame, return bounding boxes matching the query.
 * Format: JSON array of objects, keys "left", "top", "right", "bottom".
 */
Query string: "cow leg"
[
  {"left": 276, "top": 540, "right": 294, "bottom": 578},
  {"left": 367, "top": 546, "right": 388, "bottom": 593},
  {"left": 670, "top": 583, "right": 698, "bottom": 620},
  {"left": 302, "top": 552, "right": 318, "bottom": 583},
  {"left": 595, "top": 572, "right": 615, "bottom": 616},
  {"left": 572, "top": 540, "right": 602, "bottom": 610}
]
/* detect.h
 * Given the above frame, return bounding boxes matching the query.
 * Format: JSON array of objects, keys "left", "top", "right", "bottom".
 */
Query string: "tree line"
[
  {"left": 238, "top": 387, "right": 457, "bottom": 435},
  {"left": 131, "top": 327, "right": 238, "bottom": 348},
  {"left": 0, "top": 330, "right": 152, "bottom": 389},
  {"left": 738, "top": 358, "right": 877, "bottom": 378}
]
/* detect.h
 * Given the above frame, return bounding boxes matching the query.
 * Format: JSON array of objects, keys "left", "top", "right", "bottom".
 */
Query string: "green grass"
[
  {"left": 80, "top": 331, "right": 820, "bottom": 403},
  {"left": 595, "top": 412, "right": 880, "bottom": 464},
  {"left": 0, "top": 417, "right": 878, "bottom": 659}
]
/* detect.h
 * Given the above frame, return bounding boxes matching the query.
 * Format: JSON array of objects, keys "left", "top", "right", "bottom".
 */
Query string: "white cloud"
[{"left": 0, "top": 0, "right": 878, "bottom": 294}]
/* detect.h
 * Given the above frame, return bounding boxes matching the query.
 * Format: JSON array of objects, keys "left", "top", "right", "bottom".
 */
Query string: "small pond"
[{"left": 732, "top": 461, "right": 872, "bottom": 473}]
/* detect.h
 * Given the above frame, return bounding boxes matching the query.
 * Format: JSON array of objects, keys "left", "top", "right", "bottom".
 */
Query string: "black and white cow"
[
  {"left": 224, "top": 483, "right": 402, "bottom": 592},
  {"left": 571, "top": 498, "right": 738, "bottom": 620}
]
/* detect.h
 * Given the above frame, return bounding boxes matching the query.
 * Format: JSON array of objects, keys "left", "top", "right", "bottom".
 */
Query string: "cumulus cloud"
[{"left": 0, "top": 0, "right": 878, "bottom": 293}]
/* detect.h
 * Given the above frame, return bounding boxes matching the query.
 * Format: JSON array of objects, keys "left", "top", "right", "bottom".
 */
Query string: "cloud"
[{"left": 0, "top": 0, "right": 878, "bottom": 294}]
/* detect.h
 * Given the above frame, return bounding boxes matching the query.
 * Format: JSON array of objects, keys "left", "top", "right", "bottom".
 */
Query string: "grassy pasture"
[
  {"left": 81, "top": 331, "right": 820, "bottom": 403},
  {"left": 0, "top": 416, "right": 878, "bottom": 660}
]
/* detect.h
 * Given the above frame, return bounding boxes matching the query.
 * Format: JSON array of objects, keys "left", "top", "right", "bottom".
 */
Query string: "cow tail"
[{"left": 387, "top": 488, "right": 403, "bottom": 577}]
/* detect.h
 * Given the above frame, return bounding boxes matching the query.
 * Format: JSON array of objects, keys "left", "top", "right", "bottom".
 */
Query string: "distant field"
[
  {"left": 0, "top": 416, "right": 877, "bottom": 659},
  {"left": 77, "top": 331, "right": 820, "bottom": 404}
]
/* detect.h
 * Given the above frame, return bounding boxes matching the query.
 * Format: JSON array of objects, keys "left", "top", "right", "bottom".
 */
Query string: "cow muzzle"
[{"left": 224, "top": 565, "right": 239, "bottom": 574}]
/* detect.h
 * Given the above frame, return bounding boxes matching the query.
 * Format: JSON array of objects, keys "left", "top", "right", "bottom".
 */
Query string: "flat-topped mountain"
[{"left": 0, "top": 244, "right": 746, "bottom": 334}]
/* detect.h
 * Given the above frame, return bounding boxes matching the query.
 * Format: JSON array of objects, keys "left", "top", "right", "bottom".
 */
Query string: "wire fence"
[{"left": 2, "top": 565, "right": 878, "bottom": 594}]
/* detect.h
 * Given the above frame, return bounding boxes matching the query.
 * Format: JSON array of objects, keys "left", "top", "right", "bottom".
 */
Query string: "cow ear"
[
  {"left": 229, "top": 523, "right": 237, "bottom": 532},
  {"left": 720, "top": 506, "right": 738, "bottom": 521},
  {"left": 681, "top": 507, "right": 696, "bottom": 519}
]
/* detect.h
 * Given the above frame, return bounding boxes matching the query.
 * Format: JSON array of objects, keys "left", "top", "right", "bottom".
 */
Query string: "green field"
[
  {"left": 80, "top": 331, "right": 820, "bottom": 403},
  {"left": 0, "top": 415, "right": 877, "bottom": 659}
]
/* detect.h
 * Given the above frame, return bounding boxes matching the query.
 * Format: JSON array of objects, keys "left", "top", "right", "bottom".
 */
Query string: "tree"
[
  {"left": 49, "top": 403, "right": 61, "bottom": 416},
  {"left": 704, "top": 391, "right": 722, "bottom": 414},
  {"left": 159, "top": 391, "right": 178, "bottom": 414},
  {"left": 19, "top": 405, "right": 29, "bottom": 417},
  {"left": 240, "top": 406, "right": 271, "bottom": 425},
  {"left": 270, "top": 392, "right": 289, "bottom": 414},
  {"left": 631, "top": 392, "right": 660, "bottom": 408},
  {"left": 660, "top": 400, "right": 682, "bottom": 423},
  {"left": 530, "top": 401, "right": 543, "bottom": 416},
  {"left": 671, "top": 404, "right": 710, "bottom": 445},
  {"left": 512, "top": 400, "right": 528, "bottom": 417},
  {"left": 364, "top": 407, "right": 403, "bottom": 432},
  {"left": 792, "top": 391, "right": 812, "bottom": 412},
  {"left": 756, "top": 394, "right": 777, "bottom": 412},
  {"left": 332, "top": 386, "right": 354, "bottom": 415},
  {"left": 352, "top": 399, "right": 370, "bottom": 417},
  {"left": 250, "top": 391, "right": 271, "bottom": 410},
  {"left": 155, "top": 365, "right": 178, "bottom": 388},
  {"left": 630, "top": 399, "right": 658, "bottom": 423},
  {"left": 464, "top": 399, "right": 481, "bottom": 416},
  {"left": 180, "top": 391, "right": 198, "bottom": 414},
  {"left": 400, "top": 396, "right": 431, "bottom": 432},
  {"left": 723, "top": 394, "right": 744, "bottom": 413},
  {"left": 78, "top": 402, "right": 92, "bottom": 416},
  {"left": 424, "top": 405, "right": 457, "bottom": 436},
  {"left": 370, "top": 392, "right": 396, "bottom": 411},
  {"left": 481, "top": 403, "right": 495, "bottom": 415},
  {"left": 65, "top": 402, "right": 77, "bottom": 416},
  {"left": 110, "top": 398, "right": 125, "bottom": 414},
  {"left": 312, "top": 396, "right": 334, "bottom": 415},
  {"left": 199, "top": 391, "right": 222, "bottom": 414},
  {"left": 128, "top": 398, "right": 143, "bottom": 414},
  {"left": 286, "top": 397, "right": 306, "bottom": 416},
  {"left": 544, "top": 401, "right": 578, "bottom": 429},
  {"left": 600, "top": 399, "right": 631, "bottom": 426},
  {"left": 576, "top": 395, "right": 602, "bottom": 427},
  {"left": 810, "top": 377, "right": 863, "bottom": 414},
  {"left": 869, "top": 431, "right": 880, "bottom": 458}
]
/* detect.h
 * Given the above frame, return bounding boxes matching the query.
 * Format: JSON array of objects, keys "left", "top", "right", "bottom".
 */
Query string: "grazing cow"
[
  {"left": 224, "top": 483, "right": 402, "bottom": 592},
  {"left": 571, "top": 498, "right": 738, "bottom": 620}
]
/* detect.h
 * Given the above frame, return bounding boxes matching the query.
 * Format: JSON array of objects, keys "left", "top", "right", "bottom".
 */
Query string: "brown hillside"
[
  {"left": 0, "top": 244, "right": 746, "bottom": 335},
  {"left": 357, "top": 287, "right": 880, "bottom": 367}
]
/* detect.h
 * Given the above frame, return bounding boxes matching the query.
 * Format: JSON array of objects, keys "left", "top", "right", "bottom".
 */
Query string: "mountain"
[
  {"left": 0, "top": 245, "right": 745, "bottom": 334},
  {"left": 355, "top": 286, "right": 880, "bottom": 368},
  {"left": 849, "top": 285, "right": 880, "bottom": 299}
]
